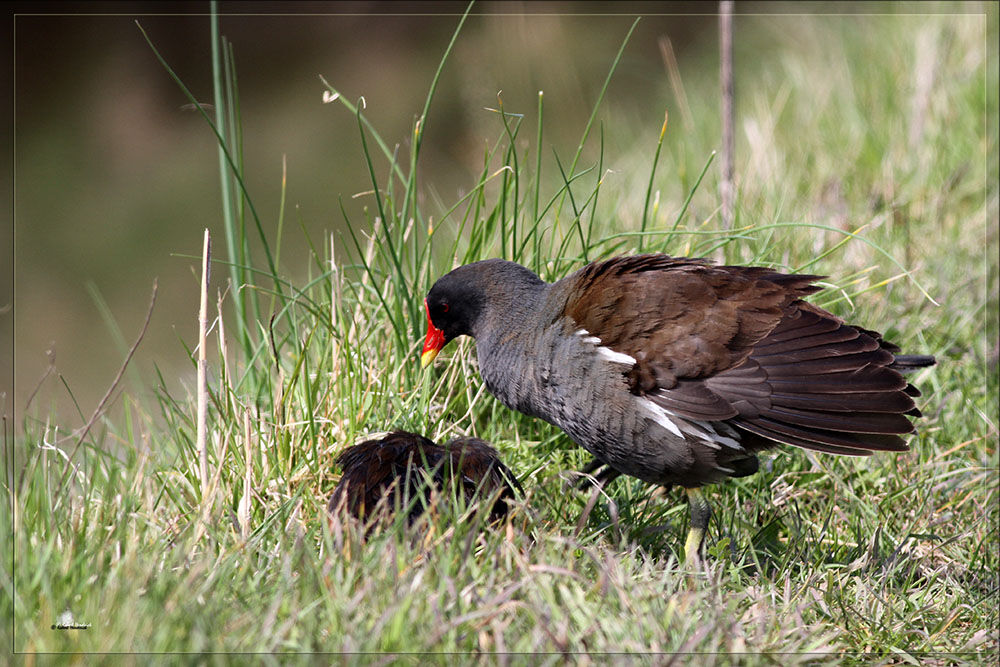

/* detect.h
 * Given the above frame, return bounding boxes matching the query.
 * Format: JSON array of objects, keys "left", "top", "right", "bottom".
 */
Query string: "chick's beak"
[{"left": 421, "top": 299, "right": 445, "bottom": 368}]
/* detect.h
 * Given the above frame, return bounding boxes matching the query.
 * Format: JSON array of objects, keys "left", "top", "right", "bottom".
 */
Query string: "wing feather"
[{"left": 558, "top": 254, "right": 931, "bottom": 457}]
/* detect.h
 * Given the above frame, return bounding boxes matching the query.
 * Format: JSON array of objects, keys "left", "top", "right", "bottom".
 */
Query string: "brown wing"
[
  {"left": 562, "top": 254, "right": 929, "bottom": 455},
  {"left": 328, "top": 431, "right": 447, "bottom": 521},
  {"left": 563, "top": 255, "right": 821, "bottom": 409}
]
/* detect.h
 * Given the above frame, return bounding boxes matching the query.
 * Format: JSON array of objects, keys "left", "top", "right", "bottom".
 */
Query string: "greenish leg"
[{"left": 684, "top": 487, "right": 711, "bottom": 566}]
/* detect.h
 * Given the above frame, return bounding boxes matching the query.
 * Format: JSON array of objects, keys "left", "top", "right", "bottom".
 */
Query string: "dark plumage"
[
  {"left": 328, "top": 431, "right": 522, "bottom": 527},
  {"left": 421, "top": 254, "right": 935, "bottom": 563}
]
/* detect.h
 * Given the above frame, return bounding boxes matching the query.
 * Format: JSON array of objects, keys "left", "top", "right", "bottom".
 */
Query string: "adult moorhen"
[
  {"left": 328, "top": 430, "right": 522, "bottom": 527},
  {"left": 420, "top": 254, "right": 934, "bottom": 563}
]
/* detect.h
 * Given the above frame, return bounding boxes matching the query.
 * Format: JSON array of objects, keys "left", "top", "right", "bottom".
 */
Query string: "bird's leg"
[{"left": 684, "top": 487, "right": 711, "bottom": 566}]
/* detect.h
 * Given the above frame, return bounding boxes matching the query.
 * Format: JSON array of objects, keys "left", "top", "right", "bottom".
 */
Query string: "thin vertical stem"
[
  {"left": 532, "top": 90, "right": 544, "bottom": 273},
  {"left": 720, "top": 1, "right": 735, "bottom": 230},
  {"left": 640, "top": 110, "right": 669, "bottom": 252},
  {"left": 239, "top": 406, "right": 252, "bottom": 541},
  {"left": 197, "top": 229, "right": 211, "bottom": 497}
]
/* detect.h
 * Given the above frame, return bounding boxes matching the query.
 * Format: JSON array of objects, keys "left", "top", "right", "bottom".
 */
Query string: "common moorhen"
[
  {"left": 328, "top": 430, "right": 522, "bottom": 526},
  {"left": 420, "top": 254, "right": 934, "bottom": 563}
]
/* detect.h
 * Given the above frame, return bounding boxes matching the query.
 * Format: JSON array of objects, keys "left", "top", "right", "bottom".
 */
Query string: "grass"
[{"left": 8, "top": 5, "right": 998, "bottom": 660}]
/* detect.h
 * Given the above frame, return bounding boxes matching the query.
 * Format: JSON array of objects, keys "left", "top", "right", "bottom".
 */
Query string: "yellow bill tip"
[{"left": 420, "top": 348, "right": 440, "bottom": 369}]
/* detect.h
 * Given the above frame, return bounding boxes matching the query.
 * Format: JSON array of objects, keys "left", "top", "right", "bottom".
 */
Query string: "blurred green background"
[{"left": 9, "top": 2, "right": 992, "bottom": 425}]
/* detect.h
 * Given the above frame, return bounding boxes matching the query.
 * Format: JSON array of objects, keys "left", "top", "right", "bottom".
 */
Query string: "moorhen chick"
[
  {"left": 328, "top": 430, "right": 522, "bottom": 527},
  {"left": 420, "top": 254, "right": 934, "bottom": 563}
]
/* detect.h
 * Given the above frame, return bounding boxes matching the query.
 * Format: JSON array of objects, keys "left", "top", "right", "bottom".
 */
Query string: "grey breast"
[{"left": 478, "top": 314, "right": 702, "bottom": 486}]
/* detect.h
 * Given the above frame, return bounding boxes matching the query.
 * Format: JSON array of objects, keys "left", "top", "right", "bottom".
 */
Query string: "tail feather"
[
  {"left": 753, "top": 334, "right": 881, "bottom": 362},
  {"left": 762, "top": 350, "right": 895, "bottom": 377},
  {"left": 767, "top": 368, "right": 907, "bottom": 394},
  {"left": 717, "top": 300, "right": 934, "bottom": 457},
  {"left": 763, "top": 405, "right": 915, "bottom": 434},
  {"left": 891, "top": 354, "right": 937, "bottom": 372},
  {"left": 736, "top": 416, "right": 909, "bottom": 454},
  {"left": 769, "top": 390, "right": 916, "bottom": 414},
  {"left": 753, "top": 327, "right": 862, "bottom": 356},
  {"left": 761, "top": 308, "right": 840, "bottom": 343}
]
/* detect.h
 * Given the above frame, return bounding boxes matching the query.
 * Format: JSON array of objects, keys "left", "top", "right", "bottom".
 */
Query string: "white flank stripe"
[
  {"left": 716, "top": 465, "right": 735, "bottom": 474},
  {"left": 574, "top": 328, "right": 603, "bottom": 345},
  {"left": 641, "top": 399, "right": 683, "bottom": 438},
  {"left": 575, "top": 327, "right": 632, "bottom": 363},
  {"left": 596, "top": 346, "right": 636, "bottom": 365}
]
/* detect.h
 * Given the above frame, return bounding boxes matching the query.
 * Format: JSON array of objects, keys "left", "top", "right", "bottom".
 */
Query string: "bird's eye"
[{"left": 441, "top": 303, "right": 449, "bottom": 313}]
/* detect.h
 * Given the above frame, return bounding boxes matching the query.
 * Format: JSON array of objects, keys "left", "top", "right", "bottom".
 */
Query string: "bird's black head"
[
  {"left": 421, "top": 259, "right": 546, "bottom": 367},
  {"left": 421, "top": 266, "right": 486, "bottom": 366}
]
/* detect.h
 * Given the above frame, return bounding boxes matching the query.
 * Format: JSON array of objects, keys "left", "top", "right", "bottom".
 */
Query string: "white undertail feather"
[
  {"left": 691, "top": 419, "right": 742, "bottom": 449},
  {"left": 676, "top": 417, "right": 742, "bottom": 451},
  {"left": 596, "top": 346, "right": 638, "bottom": 365},
  {"left": 641, "top": 399, "right": 745, "bottom": 452}
]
